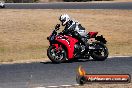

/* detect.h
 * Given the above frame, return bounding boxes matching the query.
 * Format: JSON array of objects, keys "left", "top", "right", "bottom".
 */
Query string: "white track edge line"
[
  {"left": 35, "top": 84, "right": 80, "bottom": 88},
  {"left": 60, "top": 85, "right": 73, "bottom": 87},
  {"left": 46, "top": 86, "right": 60, "bottom": 88}
]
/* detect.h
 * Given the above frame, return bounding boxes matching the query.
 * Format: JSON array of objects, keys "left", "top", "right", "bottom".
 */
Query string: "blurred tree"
[
  {"left": 3, "top": 0, "right": 39, "bottom": 3},
  {"left": 63, "top": 0, "right": 111, "bottom": 1},
  {"left": 63, "top": 0, "right": 91, "bottom": 1}
]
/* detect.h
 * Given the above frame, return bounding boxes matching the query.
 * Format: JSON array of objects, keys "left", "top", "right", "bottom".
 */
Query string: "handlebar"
[
  {"left": 55, "top": 24, "right": 60, "bottom": 31},
  {"left": 47, "top": 24, "right": 61, "bottom": 41}
]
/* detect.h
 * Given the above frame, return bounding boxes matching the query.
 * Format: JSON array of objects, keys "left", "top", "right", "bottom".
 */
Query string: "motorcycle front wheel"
[
  {"left": 91, "top": 42, "right": 109, "bottom": 61},
  {"left": 47, "top": 46, "right": 67, "bottom": 63}
]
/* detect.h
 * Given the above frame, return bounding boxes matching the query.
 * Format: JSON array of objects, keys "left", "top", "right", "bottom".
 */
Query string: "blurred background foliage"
[
  {"left": 2, "top": 0, "right": 39, "bottom": 3},
  {"left": 63, "top": 0, "right": 112, "bottom": 1}
]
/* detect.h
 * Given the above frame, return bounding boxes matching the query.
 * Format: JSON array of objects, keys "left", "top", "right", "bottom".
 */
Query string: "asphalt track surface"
[
  {"left": 0, "top": 57, "right": 132, "bottom": 88},
  {"left": 2, "top": 2, "right": 132, "bottom": 9}
]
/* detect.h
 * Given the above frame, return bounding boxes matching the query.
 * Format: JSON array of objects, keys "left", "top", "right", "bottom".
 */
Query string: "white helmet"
[{"left": 59, "top": 14, "right": 70, "bottom": 26}]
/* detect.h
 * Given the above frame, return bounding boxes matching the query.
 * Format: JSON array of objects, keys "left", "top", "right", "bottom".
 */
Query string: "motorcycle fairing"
[
  {"left": 55, "top": 35, "right": 78, "bottom": 59},
  {"left": 53, "top": 44, "right": 59, "bottom": 50}
]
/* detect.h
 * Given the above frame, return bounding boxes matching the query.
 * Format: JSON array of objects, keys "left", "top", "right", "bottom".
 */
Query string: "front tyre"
[
  {"left": 47, "top": 46, "right": 67, "bottom": 63},
  {"left": 91, "top": 42, "right": 109, "bottom": 61}
]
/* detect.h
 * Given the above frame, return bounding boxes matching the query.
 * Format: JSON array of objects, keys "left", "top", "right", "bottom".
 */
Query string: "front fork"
[{"left": 52, "top": 44, "right": 62, "bottom": 52}]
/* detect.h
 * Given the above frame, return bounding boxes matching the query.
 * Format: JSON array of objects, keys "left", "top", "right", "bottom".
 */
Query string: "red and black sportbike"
[{"left": 47, "top": 24, "right": 108, "bottom": 63}]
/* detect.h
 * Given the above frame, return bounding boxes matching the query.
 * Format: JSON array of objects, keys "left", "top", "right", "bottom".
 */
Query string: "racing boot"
[
  {"left": 81, "top": 38, "right": 89, "bottom": 50},
  {"left": 84, "top": 42, "right": 89, "bottom": 50}
]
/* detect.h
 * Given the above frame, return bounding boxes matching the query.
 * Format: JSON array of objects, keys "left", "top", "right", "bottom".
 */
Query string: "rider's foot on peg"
[{"left": 85, "top": 44, "right": 89, "bottom": 50}]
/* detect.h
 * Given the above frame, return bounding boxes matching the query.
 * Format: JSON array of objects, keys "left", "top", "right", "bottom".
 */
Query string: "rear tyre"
[
  {"left": 91, "top": 42, "right": 109, "bottom": 61},
  {"left": 47, "top": 46, "right": 67, "bottom": 63}
]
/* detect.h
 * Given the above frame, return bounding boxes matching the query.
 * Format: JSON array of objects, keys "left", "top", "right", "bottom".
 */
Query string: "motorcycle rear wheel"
[
  {"left": 47, "top": 46, "right": 67, "bottom": 63},
  {"left": 91, "top": 42, "right": 109, "bottom": 61}
]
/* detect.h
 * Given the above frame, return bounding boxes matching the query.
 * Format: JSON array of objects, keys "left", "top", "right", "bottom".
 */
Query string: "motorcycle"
[{"left": 47, "top": 24, "right": 109, "bottom": 63}]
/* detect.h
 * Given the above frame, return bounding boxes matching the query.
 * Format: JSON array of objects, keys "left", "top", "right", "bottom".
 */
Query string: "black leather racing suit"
[{"left": 62, "top": 20, "right": 88, "bottom": 47}]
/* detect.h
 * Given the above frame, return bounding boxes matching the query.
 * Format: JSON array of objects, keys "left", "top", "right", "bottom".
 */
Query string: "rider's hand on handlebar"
[{"left": 55, "top": 24, "right": 60, "bottom": 30}]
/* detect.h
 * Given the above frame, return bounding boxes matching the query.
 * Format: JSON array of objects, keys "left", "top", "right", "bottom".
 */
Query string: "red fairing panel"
[
  {"left": 56, "top": 35, "right": 78, "bottom": 60},
  {"left": 88, "top": 32, "right": 98, "bottom": 38},
  {"left": 53, "top": 44, "right": 59, "bottom": 51}
]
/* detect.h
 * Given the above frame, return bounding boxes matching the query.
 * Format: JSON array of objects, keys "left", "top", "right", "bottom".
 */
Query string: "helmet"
[{"left": 59, "top": 14, "right": 70, "bottom": 26}]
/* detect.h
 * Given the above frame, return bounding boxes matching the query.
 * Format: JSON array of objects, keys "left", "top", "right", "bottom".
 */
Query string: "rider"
[{"left": 59, "top": 14, "right": 89, "bottom": 49}]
